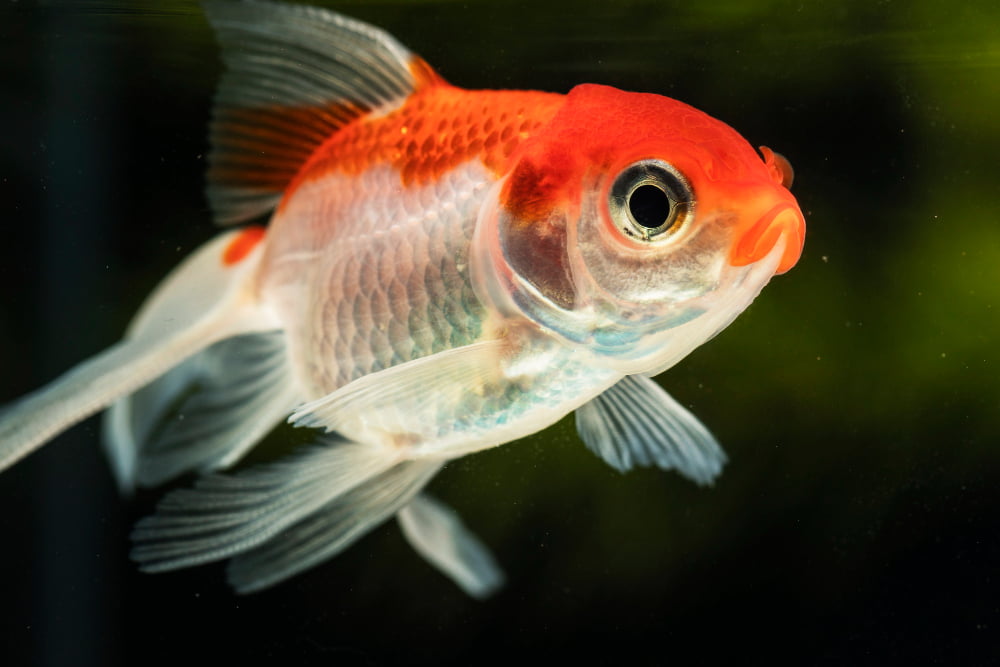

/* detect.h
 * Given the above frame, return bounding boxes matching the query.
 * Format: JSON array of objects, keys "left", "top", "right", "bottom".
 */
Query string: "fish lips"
[{"left": 730, "top": 198, "right": 805, "bottom": 274}]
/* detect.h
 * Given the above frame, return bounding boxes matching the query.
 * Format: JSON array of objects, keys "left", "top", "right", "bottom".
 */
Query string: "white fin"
[
  {"left": 104, "top": 332, "right": 300, "bottom": 491},
  {"left": 226, "top": 460, "right": 442, "bottom": 594},
  {"left": 203, "top": 0, "right": 443, "bottom": 224},
  {"left": 290, "top": 341, "right": 504, "bottom": 447},
  {"left": 131, "top": 438, "right": 407, "bottom": 574},
  {"left": 575, "top": 375, "right": 727, "bottom": 485},
  {"left": 0, "top": 229, "right": 275, "bottom": 474},
  {"left": 398, "top": 493, "right": 505, "bottom": 599},
  {"left": 103, "top": 346, "right": 200, "bottom": 492}
]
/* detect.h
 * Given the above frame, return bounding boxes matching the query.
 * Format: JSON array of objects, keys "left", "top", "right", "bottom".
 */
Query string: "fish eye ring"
[{"left": 608, "top": 159, "right": 693, "bottom": 242}]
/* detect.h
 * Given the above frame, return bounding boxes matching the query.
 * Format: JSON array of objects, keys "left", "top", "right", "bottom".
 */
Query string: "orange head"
[{"left": 472, "top": 84, "right": 805, "bottom": 373}]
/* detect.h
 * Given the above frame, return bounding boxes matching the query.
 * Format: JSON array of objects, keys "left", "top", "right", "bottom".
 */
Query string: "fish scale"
[
  {"left": 285, "top": 87, "right": 563, "bottom": 198},
  {"left": 267, "top": 163, "right": 493, "bottom": 396}
]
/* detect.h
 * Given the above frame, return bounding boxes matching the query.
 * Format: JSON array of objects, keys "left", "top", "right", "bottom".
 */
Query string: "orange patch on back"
[
  {"left": 222, "top": 226, "right": 266, "bottom": 266},
  {"left": 286, "top": 87, "right": 565, "bottom": 200}
]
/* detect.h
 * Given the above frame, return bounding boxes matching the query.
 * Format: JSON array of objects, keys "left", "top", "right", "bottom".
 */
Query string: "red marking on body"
[
  {"left": 500, "top": 154, "right": 577, "bottom": 223},
  {"left": 213, "top": 54, "right": 564, "bottom": 213},
  {"left": 284, "top": 86, "right": 565, "bottom": 202},
  {"left": 222, "top": 226, "right": 266, "bottom": 265}
]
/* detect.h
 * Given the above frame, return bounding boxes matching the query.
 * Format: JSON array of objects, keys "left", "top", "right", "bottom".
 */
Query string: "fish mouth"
[{"left": 730, "top": 202, "right": 805, "bottom": 274}]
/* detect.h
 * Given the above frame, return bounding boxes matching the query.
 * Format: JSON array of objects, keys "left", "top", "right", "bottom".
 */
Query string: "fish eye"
[{"left": 608, "top": 159, "right": 693, "bottom": 242}]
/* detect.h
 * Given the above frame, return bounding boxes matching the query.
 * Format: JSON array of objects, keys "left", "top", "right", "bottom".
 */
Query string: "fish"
[{"left": 0, "top": 0, "right": 805, "bottom": 597}]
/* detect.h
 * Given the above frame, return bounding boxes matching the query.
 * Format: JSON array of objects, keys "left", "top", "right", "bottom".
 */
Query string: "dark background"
[{"left": 1, "top": 0, "right": 998, "bottom": 664}]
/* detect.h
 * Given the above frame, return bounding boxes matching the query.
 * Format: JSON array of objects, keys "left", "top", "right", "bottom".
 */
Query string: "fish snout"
[{"left": 730, "top": 200, "right": 805, "bottom": 274}]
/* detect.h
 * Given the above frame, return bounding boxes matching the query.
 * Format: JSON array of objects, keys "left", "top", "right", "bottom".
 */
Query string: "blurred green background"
[{"left": 1, "top": 0, "right": 998, "bottom": 665}]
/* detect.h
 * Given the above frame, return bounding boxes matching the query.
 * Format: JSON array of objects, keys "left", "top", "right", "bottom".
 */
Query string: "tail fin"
[
  {"left": 131, "top": 436, "right": 440, "bottom": 593},
  {"left": 0, "top": 227, "right": 277, "bottom": 474},
  {"left": 103, "top": 331, "right": 300, "bottom": 492},
  {"left": 226, "top": 457, "right": 441, "bottom": 593}
]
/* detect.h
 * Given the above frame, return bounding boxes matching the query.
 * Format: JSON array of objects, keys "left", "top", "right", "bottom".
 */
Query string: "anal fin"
[{"left": 398, "top": 493, "right": 504, "bottom": 598}]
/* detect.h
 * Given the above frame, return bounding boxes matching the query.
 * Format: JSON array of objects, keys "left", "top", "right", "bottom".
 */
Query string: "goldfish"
[{"left": 0, "top": 0, "right": 804, "bottom": 597}]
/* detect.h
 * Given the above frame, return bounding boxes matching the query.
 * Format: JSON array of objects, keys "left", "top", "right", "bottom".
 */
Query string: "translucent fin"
[
  {"left": 0, "top": 337, "right": 207, "bottom": 474},
  {"left": 290, "top": 341, "right": 504, "bottom": 448},
  {"left": 103, "top": 348, "right": 200, "bottom": 492},
  {"left": 0, "top": 229, "right": 275, "bottom": 474},
  {"left": 398, "top": 493, "right": 505, "bottom": 599},
  {"left": 226, "top": 460, "right": 441, "bottom": 594},
  {"left": 130, "top": 439, "right": 401, "bottom": 573},
  {"left": 105, "top": 332, "right": 300, "bottom": 491},
  {"left": 575, "top": 375, "right": 727, "bottom": 485},
  {"left": 203, "top": 0, "right": 443, "bottom": 224}
]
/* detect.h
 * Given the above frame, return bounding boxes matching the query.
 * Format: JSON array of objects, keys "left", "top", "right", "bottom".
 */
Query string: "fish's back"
[{"left": 290, "top": 87, "right": 564, "bottom": 195}]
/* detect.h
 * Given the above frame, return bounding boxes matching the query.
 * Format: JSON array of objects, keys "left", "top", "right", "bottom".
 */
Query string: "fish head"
[{"left": 472, "top": 84, "right": 805, "bottom": 374}]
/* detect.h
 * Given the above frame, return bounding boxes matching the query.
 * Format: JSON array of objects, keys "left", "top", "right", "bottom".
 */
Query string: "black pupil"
[{"left": 628, "top": 184, "right": 672, "bottom": 229}]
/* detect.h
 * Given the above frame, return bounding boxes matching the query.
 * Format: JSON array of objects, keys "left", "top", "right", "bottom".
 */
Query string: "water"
[{"left": 1, "top": 0, "right": 998, "bottom": 664}]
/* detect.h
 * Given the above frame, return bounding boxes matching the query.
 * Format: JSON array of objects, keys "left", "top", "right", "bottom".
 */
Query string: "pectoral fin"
[
  {"left": 575, "top": 375, "right": 727, "bottom": 485},
  {"left": 289, "top": 340, "right": 505, "bottom": 449}
]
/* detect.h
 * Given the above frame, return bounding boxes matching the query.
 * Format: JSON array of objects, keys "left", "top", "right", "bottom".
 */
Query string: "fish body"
[
  {"left": 262, "top": 85, "right": 605, "bottom": 458},
  {"left": 0, "top": 0, "right": 804, "bottom": 596}
]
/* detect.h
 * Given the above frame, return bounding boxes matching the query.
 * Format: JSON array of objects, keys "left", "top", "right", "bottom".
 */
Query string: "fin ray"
[
  {"left": 131, "top": 438, "right": 400, "bottom": 572},
  {"left": 203, "top": 0, "right": 439, "bottom": 225},
  {"left": 290, "top": 340, "right": 504, "bottom": 449},
  {"left": 226, "top": 460, "right": 441, "bottom": 593},
  {"left": 575, "top": 375, "right": 727, "bottom": 485}
]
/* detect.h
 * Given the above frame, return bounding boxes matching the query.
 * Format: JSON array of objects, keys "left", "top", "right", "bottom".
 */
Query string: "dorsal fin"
[{"left": 203, "top": 0, "right": 443, "bottom": 225}]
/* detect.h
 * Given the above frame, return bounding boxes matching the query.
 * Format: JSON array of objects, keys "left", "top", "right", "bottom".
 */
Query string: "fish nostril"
[{"left": 759, "top": 146, "right": 795, "bottom": 189}]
